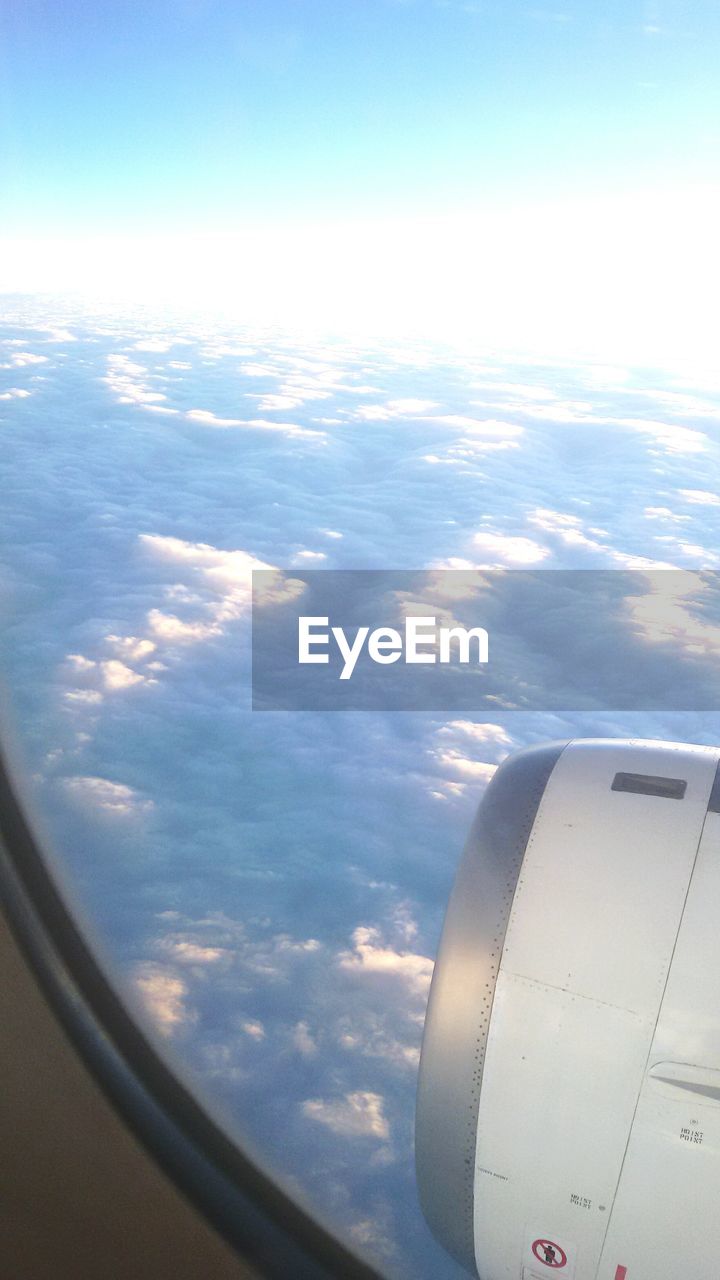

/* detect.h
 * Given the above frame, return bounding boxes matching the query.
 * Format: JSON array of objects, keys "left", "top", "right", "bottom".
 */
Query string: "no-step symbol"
[{"left": 531, "top": 1238, "right": 568, "bottom": 1269}]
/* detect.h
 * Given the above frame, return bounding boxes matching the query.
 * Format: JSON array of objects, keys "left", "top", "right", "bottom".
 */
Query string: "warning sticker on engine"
[{"left": 524, "top": 1231, "right": 576, "bottom": 1277}]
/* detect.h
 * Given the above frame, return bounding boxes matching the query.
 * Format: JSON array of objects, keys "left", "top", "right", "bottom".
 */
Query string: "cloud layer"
[{"left": 3, "top": 297, "right": 720, "bottom": 1277}]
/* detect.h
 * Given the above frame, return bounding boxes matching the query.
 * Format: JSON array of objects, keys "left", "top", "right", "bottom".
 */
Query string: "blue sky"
[
  {"left": 3, "top": 0, "right": 720, "bottom": 233},
  {"left": 2, "top": 2, "right": 720, "bottom": 359}
]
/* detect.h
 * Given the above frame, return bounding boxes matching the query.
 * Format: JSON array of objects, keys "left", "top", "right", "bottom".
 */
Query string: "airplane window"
[{"left": 1, "top": 3, "right": 720, "bottom": 1277}]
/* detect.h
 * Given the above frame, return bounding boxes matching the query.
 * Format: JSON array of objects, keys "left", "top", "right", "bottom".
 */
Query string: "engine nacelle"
[{"left": 416, "top": 738, "right": 720, "bottom": 1280}]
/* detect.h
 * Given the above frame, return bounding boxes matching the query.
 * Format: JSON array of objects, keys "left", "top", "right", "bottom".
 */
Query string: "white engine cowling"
[{"left": 416, "top": 738, "right": 720, "bottom": 1280}]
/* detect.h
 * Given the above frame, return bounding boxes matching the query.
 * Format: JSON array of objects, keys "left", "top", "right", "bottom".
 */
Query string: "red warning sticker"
[
  {"left": 614, "top": 1269, "right": 627, "bottom": 1280},
  {"left": 531, "top": 1239, "right": 568, "bottom": 1269},
  {"left": 524, "top": 1229, "right": 575, "bottom": 1277}
]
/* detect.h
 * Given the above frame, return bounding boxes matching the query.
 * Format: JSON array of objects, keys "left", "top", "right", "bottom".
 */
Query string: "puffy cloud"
[
  {"left": 56, "top": 537, "right": 303, "bottom": 708},
  {"left": 302, "top": 1091, "right": 390, "bottom": 1141},
  {"left": 63, "top": 775, "right": 153, "bottom": 814},
  {"left": 472, "top": 531, "right": 549, "bottom": 565},
  {"left": 9, "top": 351, "right": 48, "bottom": 366},
  {"left": 241, "top": 1019, "right": 266, "bottom": 1041},
  {"left": 625, "top": 573, "right": 720, "bottom": 659},
  {"left": 430, "top": 748, "right": 497, "bottom": 782},
  {"left": 618, "top": 417, "right": 707, "bottom": 455},
  {"left": 338, "top": 926, "right": 433, "bottom": 997},
  {"left": 426, "top": 722, "right": 505, "bottom": 799},
  {"left": 528, "top": 507, "right": 676, "bottom": 569},
  {"left": 254, "top": 393, "right": 306, "bottom": 411},
  {"left": 139, "top": 533, "right": 268, "bottom": 581},
  {"left": 644, "top": 506, "right": 689, "bottom": 522},
  {"left": 470, "top": 379, "right": 556, "bottom": 400},
  {"left": 292, "top": 1020, "right": 318, "bottom": 1057},
  {"left": 353, "top": 398, "right": 438, "bottom": 421},
  {"left": 134, "top": 339, "right": 174, "bottom": 352},
  {"left": 679, "top": 489, "right": 720, "bottom": 506},
  {"left": 427, "top": 414, "right": 523, "bottom": 439},
  {"left": 64, "top": 689, "right": 104, "bottom": 706},
  {"left": 103, "top": 353, "right": 169, "bottom": 406},
  {"left": 60, "top": 650, "right": 156, "bottom": 701},
  {"left": 438, "top": 720, "right": 512, "bottom": 745},
  {"left": 101, "top": 658, "right": 146, "bottom": 689},
  {"left": 134, "top": 965, "right": 193, "bottom": 1036},
  {"left": 147, "top": 609, "right": 217, "bottom": 642},
  {"left": 238, "top": 361, "right": 282, "bottom": 377},
  {"left": 293, "top": 549, "right": 327, "bottom": 563},
  {"left": 6, "top": 301, "right": 720, "bottom": 1280},
  {"left": 186, "top": 408, "right": 323, "bottom": 439},
  {"left": 337, "top": 1018, "right": 420, "bottom": 1071},
  {"left": 348, "top": 1212, "right": 397, "bottom": 1263},
  {"left": 161, "top": 939, "right": 227, "bottom": 965},
  {"left": 105, "top": 635, "right": 157, "bottom": 662}
]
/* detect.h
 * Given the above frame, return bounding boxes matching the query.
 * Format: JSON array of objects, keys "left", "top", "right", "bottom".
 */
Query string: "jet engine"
[{"left": 416, "top": 738, "right": 720, "bottom": 1280}]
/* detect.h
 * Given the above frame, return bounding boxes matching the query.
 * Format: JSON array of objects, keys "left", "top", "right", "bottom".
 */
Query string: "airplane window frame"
[{"left": 0, "top": 738, "right": 381, "bottom": 1280}]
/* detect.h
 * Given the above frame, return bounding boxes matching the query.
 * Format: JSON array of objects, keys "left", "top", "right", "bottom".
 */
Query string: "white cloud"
[
  {"left": 65, "top": 654, "right": 98, "bottom": 674},
  {"left": 618, "top": 417, "right": 707, "bottom": 455},
  {"left": 103, "top": 353, "right": 168, "bottom": 406},
  {"left": 10, "top": 351, "right": 48, "bottom": 366},
  {"left": 338, "top": 926, "right": 433, "bottom": 997},
  {"left": 100, "top": 658, "right": 147, "bottom": 689},
  {"left": 61, "top": 651, "right": 154, "bottom": 697},
  {"left": 293, "top": 549, "right": 327, "bottom": 563},
  {"left": 472, "top": 531, "right": 549, "bottom": 565},
  {"left": 438, "top": 720, "right": 512, "bottom": 745},
  {"left": 105, "top": 635, "right": 157, "bottom": 661},
  {"left": 302, "top": 1091, "right": 390, "bottom": 1141},
  {"left": 135, "top": 965, "right": 192, "bottom": 1036},
  {"left": 241, "top": 1019, "right": 266, "bottom": 1041},
  {"left": 161, "top": 939, "right": 227, "bottom": 965},
  {"left": 64, "top": 689, "right": 103, "bottom": 706},
  {"left": 63, "top": 775, "right": 153, "bottom": 814},
  {"left": 292, "top": 1020, "right": 318, "bottom": 1057},
  {"left": 6, "top": 190, "right": 720, "bottom": 362},
  {"left": 644, "top": 506, "right": 689, "bottom": 522},
  {"left": 430, "top": 747, "right": 497, "bottom": 782},
  {"left": 185, "top": 408, "right": 246, "bottom": 426},
  {"left": 625, "top": 574, "right": 720, "bottom": 658},
  {"left": 40, "top": 327, "right": 76, "bottom": 342},
  {"left": 430, "top": 783, "right": 466, "bottom": 801},
  {"left": 139, "top": 534, "right": 301, "bottom": 639},
  {"left": 679, "top": 489, "right": 720, "bottom": 506},
  {"left": 341, "top": 1029, "right": 419, "bottom": 1070},
  {"left": 238, "top": 361, "right": 281, "bottom": 377},
  {"left": 426, "top": 415, "right": 523, "bottom": 440},
  {"left": 470, "top": 380, "right": 555, "bottom": 400},
  {"left": 147, "top": 610, "right": 217, "bottom": 642},
  {"left": 353, "top": 397, "right": 438, "bottom": 421},
  {"left": 348, "top": 1214, "right": 397, "bottom": 1261},
  {"left": 501, "top": 398, "right": 595, "bottom": 422},
  {"left": 254, "top": 393, "right": 305, "bottom": 411},
  {"left": 134, "top": 339, "right": 173, "bottom": 352},
  {"left": 528, "top": 507, "right": 676, "bottom": 568},
  {"left": 186, "top": 407, "right": 323, "bottom": 439}
]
